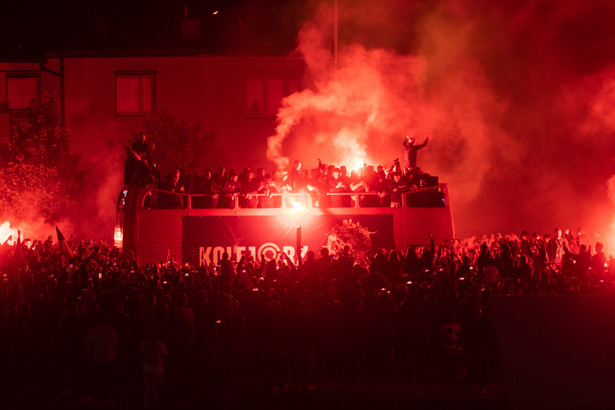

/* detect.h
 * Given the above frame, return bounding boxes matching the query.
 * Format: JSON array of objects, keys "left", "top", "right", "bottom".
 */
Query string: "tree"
[
  {"left": 140, "top": 109, "right": 227, "bottom": 177},
  {"left": 0, "top": 93, "right": 85, "bottom": 223}
]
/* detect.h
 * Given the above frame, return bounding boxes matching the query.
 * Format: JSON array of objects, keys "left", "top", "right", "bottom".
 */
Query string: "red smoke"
[
  {"left": 268, "top": 0, "right": 615, "bottom": 240},
  {"left": 13, "top": 0, "right": 613, "bottom": 246}
]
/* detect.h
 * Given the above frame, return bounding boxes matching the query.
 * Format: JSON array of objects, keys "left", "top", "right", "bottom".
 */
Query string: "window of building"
[
  {"left": 266, "top": 80, "right": 285, "bottom": 116},
  {"left": 6, "top": 74, "right": 40, "bottom": 111},
  {"left": 115, "top": 72, "right": 155, "bottom": 116},
  {"left": 246, "top": 79, "right": 265, "bottom": 116},
  {"left": 246, "top": 79, "right": 302, "bottom": 118}
]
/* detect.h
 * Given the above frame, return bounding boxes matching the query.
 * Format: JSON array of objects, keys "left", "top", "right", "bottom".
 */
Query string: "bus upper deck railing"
[{"left": 122, "top": 183, "right": 451, "bottom": 211}]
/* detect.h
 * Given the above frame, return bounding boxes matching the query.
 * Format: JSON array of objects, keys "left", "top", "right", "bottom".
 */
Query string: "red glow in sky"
[
  {"left": 5, "top": 0, "right": 615, "bottom": 242},
  {"left": 268, "top": 0, "right": 615, "bottom": 239}
]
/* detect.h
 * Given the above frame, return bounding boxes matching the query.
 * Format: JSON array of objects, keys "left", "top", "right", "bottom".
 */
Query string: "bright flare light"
[
  {"left": 332, "top": 129, "right": 370, "bottom": 175},
  {"left": 288, "top": 199, "right": 307, "bottom": 214},
  {"left": 338, "top": 155, "right": 369, "bottom": 174},
  {"left": 114, "top": 226, "right": 123, "bottom": 248},
  {"left": 0, "top": 221, "right": 18, "bottom": 245},
  {"left": 351, "top": 157, "right": 366, "bottom": 173}
]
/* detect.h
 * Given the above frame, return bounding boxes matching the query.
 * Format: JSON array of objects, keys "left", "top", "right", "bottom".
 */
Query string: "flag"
[{"left": 56, "top": 226, "right": 73, "bottom": 258}]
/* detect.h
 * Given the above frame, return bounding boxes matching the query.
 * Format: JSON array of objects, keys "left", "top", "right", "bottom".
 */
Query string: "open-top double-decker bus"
[{"left": 115, "top": 183, "right": 455, "bottom": 266}]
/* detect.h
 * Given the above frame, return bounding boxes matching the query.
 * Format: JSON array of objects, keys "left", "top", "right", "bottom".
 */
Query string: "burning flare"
[
  {"left": 0, "top": 221, "right": 18, "bottom": 245},
  {"left": 266, "top": 22, "right": 429, "bottom": 174},
  {"left": 288, "top": 198, "right": 308, "bottom": 214}
]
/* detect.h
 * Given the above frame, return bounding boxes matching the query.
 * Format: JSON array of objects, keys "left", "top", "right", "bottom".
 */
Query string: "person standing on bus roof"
[{"left": 403, "top": 135, "right": 429, "bottom": 171}]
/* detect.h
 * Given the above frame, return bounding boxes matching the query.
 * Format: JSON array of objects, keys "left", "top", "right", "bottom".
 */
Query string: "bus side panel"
[
  {"left": 394, "top": 207, "right": 455, "bottom": 248},
  {"left": 136, "top": 210, "right": 183, "bottom": 266}
]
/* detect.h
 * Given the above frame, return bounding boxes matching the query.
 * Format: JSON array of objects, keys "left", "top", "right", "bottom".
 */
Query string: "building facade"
[
  {"left": 2, "top": 54, "right": 306, "bottom": 170},
  {"left": 1, "top": 53, "right": 307, "bottom": 238}
]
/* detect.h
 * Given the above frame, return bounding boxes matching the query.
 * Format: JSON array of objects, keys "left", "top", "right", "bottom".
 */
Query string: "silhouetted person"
[
  {"left": 441, "top": 312, "right": 461, "bottom": 384},
  {"left": 85, "top": 312, "right": 118, "bottom": 405},
  {"left": 125, "top": 132, "right": 154, "bottom": 186},
  {"left": 546, "top": 227, "right": 565, "bottom": 266},
  {"left": 326, "top": 168, "right": 349, "bottom": 207},
  {"left": 192, "top": 169, "right": 218, "bottom": 208},
  {"left": 240, "top": 169, "right": 259, "bottom": 208},
  {"left": 169, "top": 293, "right": 195, "bottom": 386},
  {"left": 591, "top": 242, "right": 607, "bottom": 277},
  {"left": 387, "top": 172, "right": 408, "bottom": 207},
  {"left": 218, "top": 171, "right": 241, "bottom": 209},
  {"left": 159, "top": 168, "right": 185, "bottom": 208},
  {"left": 403, "top": 135, "right": 429, "bottom": 170},
  {"left": 140, "top": 326, "right": 168, "bottom": 410},
  {"left": 463, "top": 303, "right": 493, "bottom": 395}
]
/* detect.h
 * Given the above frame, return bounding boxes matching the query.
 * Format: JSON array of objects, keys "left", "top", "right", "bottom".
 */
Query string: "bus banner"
[{"left": 182, "top": 214, "right": 395, "bottom": 265}]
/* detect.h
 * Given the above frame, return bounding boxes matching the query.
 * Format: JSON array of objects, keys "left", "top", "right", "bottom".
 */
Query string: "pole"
[
  {"left": 334, "top": 0, "right": 338, "bottom": 70},
  {"left": 296, "top": 226, "right": 302, "bottom": 266}
]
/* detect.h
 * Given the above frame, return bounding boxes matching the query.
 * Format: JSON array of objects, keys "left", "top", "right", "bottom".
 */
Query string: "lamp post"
[{"left": 334, "top": 0, "right": 338, "bottom": 70}]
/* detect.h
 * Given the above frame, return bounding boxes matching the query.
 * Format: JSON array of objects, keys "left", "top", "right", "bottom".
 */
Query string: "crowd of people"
[
  {"left": 125, "top": 133, "right": 441, "bottom": 210},
  {"left": 151, "top": 159, "right": 442, "bottom": 210},
  {"left": 0, "top": 225, "right": 613, "bottom": 408}
]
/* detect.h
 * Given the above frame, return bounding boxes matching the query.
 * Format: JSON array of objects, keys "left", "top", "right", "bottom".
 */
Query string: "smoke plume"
[{"left": 268, "top": 0, "right": 615, "bottom": 240}]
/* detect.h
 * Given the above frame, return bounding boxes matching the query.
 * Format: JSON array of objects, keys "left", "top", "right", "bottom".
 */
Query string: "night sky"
[
  {"left": 0, "top": 0, "right": 306, "bottom": 55},
  {"left": 3, "top": 0, "right": 615, "bottom": 242}
]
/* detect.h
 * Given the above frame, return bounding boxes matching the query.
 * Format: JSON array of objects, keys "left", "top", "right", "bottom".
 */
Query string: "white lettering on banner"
[
  {"left": 258, "top": 243, "right": 281, "bottom": 261},
  {"left": 283, "top": 246, "right": 310, "bottom": 261},
  {"left": 199, "top": 244, "right": 309, "bottom": 266}
]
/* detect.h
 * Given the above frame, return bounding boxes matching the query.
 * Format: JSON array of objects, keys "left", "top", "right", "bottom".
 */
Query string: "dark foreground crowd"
[{"left": 0, "top": 227, "right": 613, "bottom": 409}]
